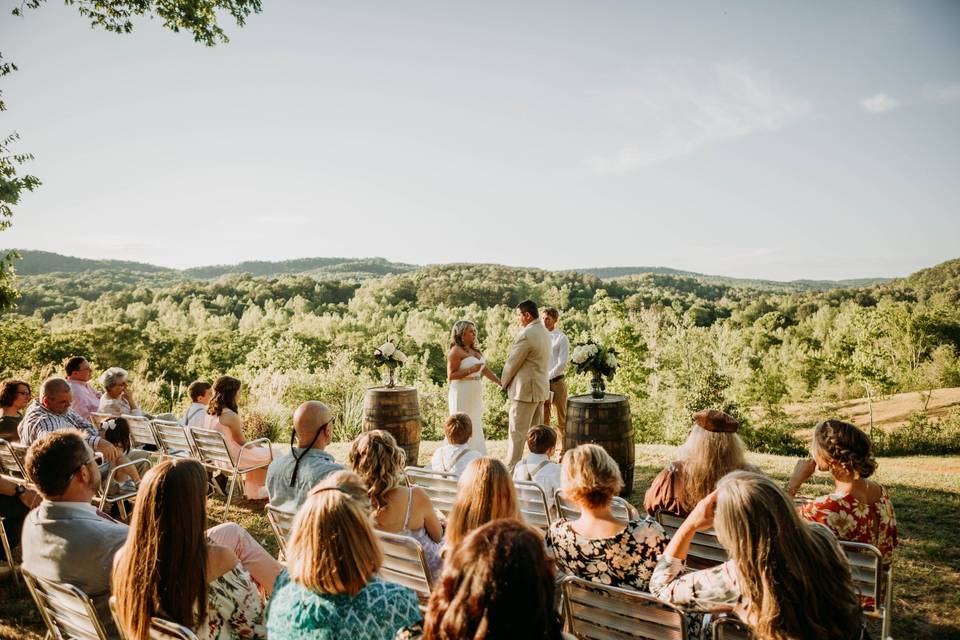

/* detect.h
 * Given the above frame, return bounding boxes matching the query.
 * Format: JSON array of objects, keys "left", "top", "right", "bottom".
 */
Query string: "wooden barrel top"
[{"left": 568, "top": 393, "right": 627, "bottom": 405}]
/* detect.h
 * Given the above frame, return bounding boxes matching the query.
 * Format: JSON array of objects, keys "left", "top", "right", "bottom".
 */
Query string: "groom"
[{"left": 501, "top": 299, "right": 551, "bottom": 472}]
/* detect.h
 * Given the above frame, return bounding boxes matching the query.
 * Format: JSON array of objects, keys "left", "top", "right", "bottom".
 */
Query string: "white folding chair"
[
  {"left": 152, "top": 419, "right": 197, "bottom": 460},
  {"left": 0, "top": 516, "right": 19, "bottom": 585},
  {"left": 110, "top": 594, "right": 199, "bottom": 640},
  {"left": 0, "top": 438, "right": 29, "bottom": 486},
  {"left": 404, "top": 466, "right": 460, "bottom": 517},
  {"left": 22, "top": 567, "right": 112, "bottom": 640},
  {"left": 96, "top": 458, "right": 153, "bottom": 522},
  {"left": 265, "top": 504, "right": 296, "bottom": 562},
  {"left": 187, "top": 426, "right": 272, "bottom": 520},
  {"left": 712, "top": 614, "right": 753, "bottom": 639},
  {"left": 655, "top": 511, "right": 728, "bottom": 570},
  {"left": 514, "top": 479, "right": 553, "bottom": 531},
  {"left": 554, "top": 490, "right": 637, "bottom": 523},
  {"left": 120, "top": 414, "right": 161, "bottom": 451},
  {"left": 375, "top": 529, "right": 434, "bottom": 608},
  {"left": 841, "top": 541, "right": 892, "bottom": 639},
  {"left": 89, "top": 412, "right": 115, "bottom": 430},
  {"left": 561, "top": 575, "right": 688, "bottom": 639}
]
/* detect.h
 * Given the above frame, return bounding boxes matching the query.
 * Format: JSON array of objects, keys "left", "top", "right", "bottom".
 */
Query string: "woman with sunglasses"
[{"left": 0, "top": 378, "right": 31, "bottom": 441}]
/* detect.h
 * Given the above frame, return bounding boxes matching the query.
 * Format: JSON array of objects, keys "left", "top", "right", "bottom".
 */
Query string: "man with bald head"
[{"left": 266, "top": 401, "right": 343, "bottom": 511}]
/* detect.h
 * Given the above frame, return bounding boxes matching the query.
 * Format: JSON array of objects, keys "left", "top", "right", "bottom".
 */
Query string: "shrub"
[{"left": 872, "top": 409, "right": 960, "bottom": 456}]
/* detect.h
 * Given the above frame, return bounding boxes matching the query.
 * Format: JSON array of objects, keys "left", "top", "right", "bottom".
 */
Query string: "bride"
[{"left": 447, "top": 320, "right": 501, "bottom": 454}]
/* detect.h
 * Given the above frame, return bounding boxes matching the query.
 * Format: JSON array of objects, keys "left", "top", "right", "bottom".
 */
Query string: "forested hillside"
[{"left": 2, "top": 254, "right": 958, "bottom": 454}]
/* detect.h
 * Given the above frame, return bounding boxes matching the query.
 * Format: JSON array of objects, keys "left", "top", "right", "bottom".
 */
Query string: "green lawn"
[{"left": 2, "top": 442, "right": 958, "bottom": 639}]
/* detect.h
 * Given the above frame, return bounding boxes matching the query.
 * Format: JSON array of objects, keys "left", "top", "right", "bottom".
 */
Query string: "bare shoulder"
[{"left": 206, "top": 543, "right": 239, "bottom": 581}]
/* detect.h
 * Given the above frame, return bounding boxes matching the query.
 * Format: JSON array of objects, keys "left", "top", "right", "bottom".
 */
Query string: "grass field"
[{"left": 2, "top": 441, "right": 958, "bottom": 639}]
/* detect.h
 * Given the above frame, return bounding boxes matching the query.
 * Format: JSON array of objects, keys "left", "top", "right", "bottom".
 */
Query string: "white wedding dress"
[{"left": 448, "top": 356, "right": 487, "bottom": 454}]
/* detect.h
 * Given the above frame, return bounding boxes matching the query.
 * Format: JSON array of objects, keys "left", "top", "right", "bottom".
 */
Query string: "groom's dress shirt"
[{"left": 547, "top": 329, "right": 570, "bottom": 381}]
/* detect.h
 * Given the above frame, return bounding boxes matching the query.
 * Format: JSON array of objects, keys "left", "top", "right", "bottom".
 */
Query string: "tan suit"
[{"left": 501, "top": 318, "right": 551, "bottom": 470}]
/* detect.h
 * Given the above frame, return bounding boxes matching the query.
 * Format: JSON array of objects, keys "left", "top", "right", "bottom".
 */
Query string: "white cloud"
[
  {"left": 860, "top": 93, "right": 900, "bottom": 114},
  {"left": 921, "top": 83, "right": 960, "bottom": 103},
  {"left": 589, "top": 61, "right": 811, "bottom": 173}
]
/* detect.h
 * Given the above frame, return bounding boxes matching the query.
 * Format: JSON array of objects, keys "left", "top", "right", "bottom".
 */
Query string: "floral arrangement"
[
  {"left": 374, "top": 339, "right": 408, "bottom": 387},
  {"left": 570, "top": 339, "right": 618, "bottom": 398}
]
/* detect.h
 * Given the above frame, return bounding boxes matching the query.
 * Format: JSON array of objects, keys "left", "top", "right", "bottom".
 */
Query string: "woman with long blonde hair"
[
  {"left": 650, "top": 471, "right": 862, "bottom": 640},
  {"left": 349, "top": 430, "right": 444, "bottom": 578},
  {"left": 445, "top": 456, "right": 519, "bottom": 551},
  {"left": 644, "top": 409, "right": 757, "bottom": 516},
  {"left": 112, "top": 459, "right": 267, "bottom": 640},
  {"left": 266, "top": 483, "right": 421, "bottom": 639},
  {"left": 447, "top": 319, "right": 501, "bottom": 453}
]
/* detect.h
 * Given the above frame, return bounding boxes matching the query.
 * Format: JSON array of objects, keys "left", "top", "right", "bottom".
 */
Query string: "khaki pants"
[
  {"left": 543, "top": 377, "right": 568, "bottom": 451},
  {"left": 505, "top": 400, "right": 543, "bottom": 472}
]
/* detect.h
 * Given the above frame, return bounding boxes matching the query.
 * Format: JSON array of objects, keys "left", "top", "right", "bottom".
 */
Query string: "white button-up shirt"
[{"left": 548, "top": 329, "right": 570, "bottom": 380}]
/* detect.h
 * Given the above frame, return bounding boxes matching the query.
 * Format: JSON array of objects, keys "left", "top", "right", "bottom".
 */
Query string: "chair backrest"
[
  {"left": 839, "top": 541, "right": 883, "bottom": 609},
  {"left": 554, "top": 490, "right": 634, "bottom": 523},
  {"left": 404, "top": 466, "right": 460, "bottom": 516},
  {"left": 120, "top": 414, "right": 160, "bottom": 449},
  {"left": 656, "top": 511, "right": 728, "bottom": 569},
  {"left": 513, "top": 480, "right": 552, "bottom": 531},
  {"left": 562, "top": 575, "right": 686, "bottom": 640},
  {"left": 22, "top": 568, "right": 111, "bottom": 640},
  {"left": 375, "top": 529, "right": 434, "bottom": 604},
  {"left": 265, "top": 504, "right": 296, "bottom": 560},
  {"left": 152, "top": 420, "right": 196, "bottom": 459},
  {"left": 0, "top": 438, "right": 28, "bottom": 485},
  {"left": 89, "top": 412, "right": 114, "bottom": 429},
  {"left": 187, "top": 427, "right": 236, "bottom": 470},
  {"left": 712, "top": 615, "right": 753, "bottom": 640},
  {"left": 109, "top": 595, "right": 200, "bottom": 640}
]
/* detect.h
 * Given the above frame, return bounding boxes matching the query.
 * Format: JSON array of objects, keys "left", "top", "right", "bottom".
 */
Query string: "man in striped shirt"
[{"left": 19, "top": 377, "right": 123, "bottom": 466}]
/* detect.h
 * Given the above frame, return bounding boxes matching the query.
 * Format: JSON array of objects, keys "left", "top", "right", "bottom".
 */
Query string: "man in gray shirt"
[{"left": 266, "top": 401, "right": 343, "bottom": 512}]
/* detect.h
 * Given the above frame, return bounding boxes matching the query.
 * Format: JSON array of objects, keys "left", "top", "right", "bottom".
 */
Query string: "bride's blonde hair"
[
  {"left": 450, "top": 320, "right": 479, "bottom": 350},
  {"left": 714, "top": 471, "right": 861, "bottom": 640}
]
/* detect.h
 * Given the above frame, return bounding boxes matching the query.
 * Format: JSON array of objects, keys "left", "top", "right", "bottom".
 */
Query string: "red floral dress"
[{"left": 798, "top": 486, "right": 898, "bottom": 566}]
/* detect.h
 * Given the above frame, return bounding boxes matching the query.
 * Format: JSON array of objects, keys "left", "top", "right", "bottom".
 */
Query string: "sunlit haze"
[{"left": 1, "top": 1, "right": 958, "bottom": 280}]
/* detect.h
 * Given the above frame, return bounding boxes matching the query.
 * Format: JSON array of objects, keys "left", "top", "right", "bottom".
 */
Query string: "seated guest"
[
  {"left": 644, "top": 409, "right": 757, "bottom": 517},
  {"left": 399, "top": 519, "right": 568, "bottom": 640},
  {"left": 113, "top": 459, "right": 271, "bottom": 640},
  {"left": 182, "top": 380, "right": 212, "bottom": 427},
  {"left": 428, "top": 412, "right": 482, "bottom": 476},
  {"left": 1, "top": 378, "right": 31, "bottom": 441},
  {"left": 445, "top": 457, "right": 519, "bottom": 551},
  {"left": 512, "top": 424, "right": 562, "bottom": 503},
  {"left": 650, "top": 471, "right": 862, "bottom": 640},
  {"left": 266, "top": 401, "right": 343, "bottom": 512},
  {"left": 349, "top": 430, "right": 443, "bottom": 579},
  {"left": 316, "top": 470, "right": 371, "bottom": 511},
  {"left": 266, "top": 483, "right": 421, "bottom": 640},
  {"left": 65, "top": 356, "right": 100, "bottom": 420},
  {"left": 204, "top": 376, "right": 272, "bottom": 500},
  {"left": 787, "top": 419, "right": 898, "bottom": 566},
  {"left": 0, "top": 476, "right": 40, "bottom": 561},
  {"left": 21, "top": 430, "right": 130, "bottom": 628},
  {"left": 101, "top": 417, "right": 132, "bottom": 454},
  {"left": 97, "top": 367, "right": 144, "bottom": 417},
  {"left": 546, "top": 444, "right": 666, "bottom": 591},
  {"left": 19, "top": 378, "right": 127, "bottom": 472}
]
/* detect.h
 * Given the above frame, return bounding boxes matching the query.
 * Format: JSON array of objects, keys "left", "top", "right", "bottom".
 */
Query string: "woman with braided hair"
[{"left": 786, "top": 419, "right": 898, "bottom": 566}]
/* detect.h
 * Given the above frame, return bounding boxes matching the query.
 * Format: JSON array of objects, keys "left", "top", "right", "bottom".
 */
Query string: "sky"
[{"left": 1, "top": 0, "right": 959, "bottom": 280}]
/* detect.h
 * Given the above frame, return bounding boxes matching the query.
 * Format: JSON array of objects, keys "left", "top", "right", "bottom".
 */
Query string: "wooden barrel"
[
  {"left": 564, "top": 394, "right": 634, "bottom": 497},
  {"left": 363, "top": 387, "right": 422, "bottom": 466}
]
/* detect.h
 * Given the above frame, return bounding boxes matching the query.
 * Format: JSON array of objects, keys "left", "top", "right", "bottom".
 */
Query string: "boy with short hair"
[
  {"left": 182, "top": 381, "right": 212, "bottom": 427},
  {"left": 429, "top": 412, "right": 482, "bottom": 476},
  {"left": 513, "top": 424, "right": 562, "bottom": 502}
]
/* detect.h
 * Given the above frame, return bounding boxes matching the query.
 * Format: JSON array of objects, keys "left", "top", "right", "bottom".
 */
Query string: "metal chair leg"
[
  {"left": 223, "top": 473, "right": 237, "bottom": 521},
  {"left": 0, "top": 516, "right": 18, "bottom": 586}
]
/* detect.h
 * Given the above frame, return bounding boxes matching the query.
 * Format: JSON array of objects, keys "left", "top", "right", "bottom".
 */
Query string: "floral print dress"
[
  {"left": 203, "top": 564, "right": 267, "bottom": 640},
  {"left": 544, "top": 517, "right": 667, "bottom": 591},
  {"left": 798, "top": 486, "right": 898, "bottom": 566}
]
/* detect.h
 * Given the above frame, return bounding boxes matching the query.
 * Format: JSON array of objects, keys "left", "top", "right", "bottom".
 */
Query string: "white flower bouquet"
[
  {"left": 374, "top": 338, "right": 408, "bottom": 387},
  {"left": 570, "top": 338, "right": 618, "bottom": 399}
]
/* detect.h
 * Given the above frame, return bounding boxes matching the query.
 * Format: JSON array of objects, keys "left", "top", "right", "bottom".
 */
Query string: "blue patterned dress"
[{"left": 266, "top": 570, "right": 421, "bottom": 640}]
